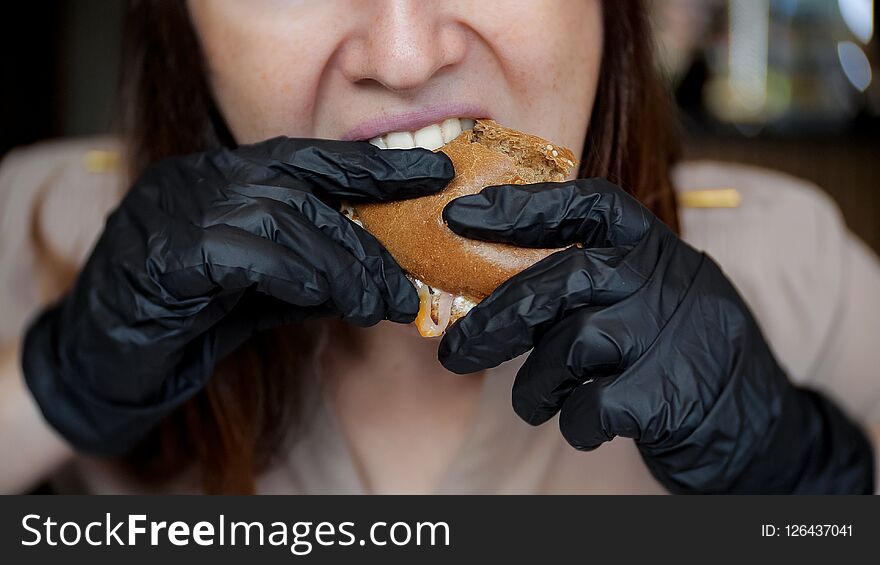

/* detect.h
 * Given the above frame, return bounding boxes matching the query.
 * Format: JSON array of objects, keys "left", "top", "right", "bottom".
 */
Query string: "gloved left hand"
[{"left": 439, "top": 178, "right": 874, "bottom": 494}]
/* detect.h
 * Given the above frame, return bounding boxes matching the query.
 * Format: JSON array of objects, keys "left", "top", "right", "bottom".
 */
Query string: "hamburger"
[{"left": 344, "top": 119, "right": 578, "bottom": 337}]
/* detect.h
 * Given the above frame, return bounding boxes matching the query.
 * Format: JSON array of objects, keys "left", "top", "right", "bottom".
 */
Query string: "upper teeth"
[{"left": 369, "top": 118, "right": 475, "bottom": 150}]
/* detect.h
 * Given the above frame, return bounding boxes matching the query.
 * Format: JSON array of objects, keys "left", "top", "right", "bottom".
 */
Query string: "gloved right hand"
[{"left": 21, "top": 137, "right": 453, "bottom": 455}]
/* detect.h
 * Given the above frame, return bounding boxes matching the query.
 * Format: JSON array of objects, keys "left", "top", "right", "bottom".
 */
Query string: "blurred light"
[
  {"left": 838, "top": 0, "right": 874, "bottom": 43},
  {"left": 837, "top": 41, "right": 873, "bottom": 91},
  {"left": 728, "top": 0, "right": 770, "bottom": 115}
]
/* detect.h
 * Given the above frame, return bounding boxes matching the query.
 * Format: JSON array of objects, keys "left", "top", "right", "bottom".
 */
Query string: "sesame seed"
[{"left": 552, "top": 150, "right": 559, "bottom": 157}]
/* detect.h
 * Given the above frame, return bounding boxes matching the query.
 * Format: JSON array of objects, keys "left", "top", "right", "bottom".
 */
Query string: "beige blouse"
[{"left": 1, "top": 138, "right": 878, "bottom": 494}]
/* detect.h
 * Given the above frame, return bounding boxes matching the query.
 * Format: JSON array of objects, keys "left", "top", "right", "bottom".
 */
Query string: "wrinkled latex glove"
[
  {"left": 440, "top": 178, "right": 874, "bottom": 494},
  {"left": 22, "top": 137, "right": 453, "bottom": 455}
]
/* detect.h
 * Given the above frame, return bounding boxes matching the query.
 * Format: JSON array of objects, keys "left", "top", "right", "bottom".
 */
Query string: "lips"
[
  {"left": 368, "top": 118, "right": 476, "bottom": 150},
  {"left": 341, "top": 100, "right": 489, "bottom": 142}
]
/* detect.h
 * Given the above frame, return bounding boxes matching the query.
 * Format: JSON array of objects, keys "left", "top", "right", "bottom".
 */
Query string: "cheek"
[
  {"left": 189, "top": 1, "right": 337, "bottom": 143},
  {"left": 475, "top": 0, "right": 602, "bottom": 156}
]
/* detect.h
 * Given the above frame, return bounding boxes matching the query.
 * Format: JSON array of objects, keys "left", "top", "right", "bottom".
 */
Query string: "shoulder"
[
  {"left": 672, "top": 160, "right": 848, "bottom": 379},
  {"left": 1, "top": 136, "right": 124, "bottom": 186},
  {"left": 673, "top": 160, "right": 847, "bottom": 288},
  {"left": 1, "top": 136, "right": 125, "bottom": 213},
  {"left": 0, "top": 137, "right": 126, "bottom": 338},
  {"left": 0, "top": 136, "right": 125, "bottom": 265},
  {"left": 674, "top": 159, "right": 843, "bottom": 229}
]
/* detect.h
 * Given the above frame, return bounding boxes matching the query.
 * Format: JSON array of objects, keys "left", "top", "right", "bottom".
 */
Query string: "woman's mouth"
[
  {"left": 367, "top": 118, "right": 476, "bottom": 150},
  {"left": 342, "top": 102, "right": 488, "bottom": 143}
]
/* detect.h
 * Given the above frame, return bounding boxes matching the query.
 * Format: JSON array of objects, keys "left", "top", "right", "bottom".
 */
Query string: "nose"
[{"left": 337, "top": 0, "right": 467, "bottom": 93}]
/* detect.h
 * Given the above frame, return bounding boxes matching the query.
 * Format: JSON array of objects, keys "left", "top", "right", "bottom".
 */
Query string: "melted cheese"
[
  {"left": 414, "top": 281, "right": 453, "bottom": 337},
  {"left": 412, "top": 278, "right": 478, "bottom": 337}
]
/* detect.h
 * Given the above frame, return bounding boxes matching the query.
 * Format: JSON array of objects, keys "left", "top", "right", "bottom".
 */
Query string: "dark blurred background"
[
  {"left": 655, "top": 0, "right": 879, "bottom": 251},
  {"left": 1, "top": 1, "right": 123, "bottom": 154},
  {"left": 2, "top": 0, "right": 878, "bottom": 251}
]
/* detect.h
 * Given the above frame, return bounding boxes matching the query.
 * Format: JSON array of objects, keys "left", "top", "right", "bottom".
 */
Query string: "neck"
[
  {"left": 317, "top": 320, "right": 486, "bottom": 493},
  {"left": 320, "top": 320, "right": 483, "bottom": 395}
]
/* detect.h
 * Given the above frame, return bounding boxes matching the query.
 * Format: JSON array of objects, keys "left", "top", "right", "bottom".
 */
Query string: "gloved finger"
[
  {"left": 559, "top": 351, "right": 695, "bottom": 451},
  {"left": 203, "top": 190, "right": 418, "bottom": 323},
  {"left": 511, "top": 306, "right": 630, "bottom": 426},
  {"left": 227, "top": 292, "right": 307, "bottom": 332},
  {"left": 557, "top": 377, "right": 625, "bottom": 451},
  {"left": 438, "top": 232, "right": 660, "bottom": 373},
  {"left": 442, "top": 178, "right": 651, "bottom": 248},
  {"left": 158, "top": 221, "right": 404, "bottom": 327},
  {"left": 229, "top": 137, "right": 454, "bottom": 202},
  {"left": 183, "top": 295, "right": 281, "bottom": 373},
  {"left": 194, "top": 292, "right": 309, "bottom": 365}
]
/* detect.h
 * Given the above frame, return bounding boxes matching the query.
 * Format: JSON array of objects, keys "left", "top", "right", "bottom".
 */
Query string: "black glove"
[
  {"left": 439, "top": 178, "right": 874, "bottom": 494},
  {"left": 22, "top": 137, "right": 453, "bottom": 455}
]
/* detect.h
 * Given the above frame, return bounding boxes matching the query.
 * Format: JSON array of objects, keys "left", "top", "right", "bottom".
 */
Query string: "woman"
[{"left": 1, "top": 1, "right": 877, "bottom": 494}]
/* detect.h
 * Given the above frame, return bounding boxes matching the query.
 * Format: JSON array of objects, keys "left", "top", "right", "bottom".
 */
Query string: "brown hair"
[{"left": 116, "top": 0, "right": 680, "bottom": 493}]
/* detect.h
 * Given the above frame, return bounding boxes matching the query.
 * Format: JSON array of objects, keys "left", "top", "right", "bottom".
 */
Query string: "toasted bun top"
[{"left": 353, "top": 120, "right": 578, "bottom": 301}]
